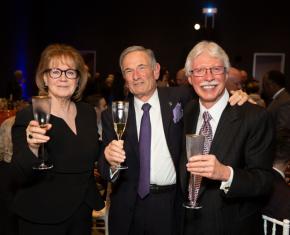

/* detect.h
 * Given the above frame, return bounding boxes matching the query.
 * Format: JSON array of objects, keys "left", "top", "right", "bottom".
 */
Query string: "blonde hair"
[{"left": 35, "top": 43, "right": 88, "bottom": 101}]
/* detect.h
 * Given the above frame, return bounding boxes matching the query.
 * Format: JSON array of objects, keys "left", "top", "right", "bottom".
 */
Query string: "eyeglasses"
[
  {"left": 189, "top": 66, "right": 225, "bottom": 77},
  {"left": 45, "top": 68, "right": 79, "bottom": 79}
]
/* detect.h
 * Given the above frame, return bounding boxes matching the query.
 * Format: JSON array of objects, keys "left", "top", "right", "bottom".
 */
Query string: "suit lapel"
[
  {"left": 124, "top": 96, "right": 139, "bottom": 158},
  {"left": 184, "top": 101, "right": 200, "bottom": 135},
  {"left": 210, "top": 104, "right": 239, "bottom": 162},
  {"left": 158, "top": 88, "right": 172, "bottom": 143}
]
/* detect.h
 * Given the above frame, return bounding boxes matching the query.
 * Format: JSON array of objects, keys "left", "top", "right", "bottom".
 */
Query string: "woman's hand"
[{"left": 26, "top": 120, "right": 52, "bottom": 155}]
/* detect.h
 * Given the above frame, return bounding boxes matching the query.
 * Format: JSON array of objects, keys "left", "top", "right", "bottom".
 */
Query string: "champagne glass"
[
  {"left": 32, "top": 96, "right": 53, "bottom": 170},
  {"left": 183, "top": 134, "right": 205, "bottom": 209},
  {"left": 112, "top": 101, "right": 129, "bottom": 170}
]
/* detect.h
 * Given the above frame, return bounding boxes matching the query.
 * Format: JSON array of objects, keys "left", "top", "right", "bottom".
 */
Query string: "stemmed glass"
[
  {"left": 183, "top": 134, "right": 205, "bottom": 209},
  {"left": 112, "top": 101, "right": 129, "bottom": 170},
  {"left": 32, "top": 95, "right": 53, "bottom": 170}
]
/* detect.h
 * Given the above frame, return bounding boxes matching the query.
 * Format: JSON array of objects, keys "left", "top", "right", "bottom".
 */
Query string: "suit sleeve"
[
  {"left": 227, "top": 108, "right": 274, "bottom": 198},
  {"left": 97, "top": 108, "right": 116, "bottom": 181},
  {"left": 275, "top": 101, "right": 290, "bottom": 130}
]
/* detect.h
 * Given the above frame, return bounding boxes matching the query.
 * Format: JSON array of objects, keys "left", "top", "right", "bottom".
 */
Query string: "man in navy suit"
[
  {"left": 261, "top": 70, "right": 290, "bottom": 130},
  {"left": 179, "top": 41, "right": 274, "bottom": 235},
  {"left": 97, "top": 45, "right": 248, "bottom": 235}
]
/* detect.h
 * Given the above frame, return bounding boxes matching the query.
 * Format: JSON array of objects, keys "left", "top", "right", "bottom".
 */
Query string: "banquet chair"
[
  {"left": 262, "top": 214, "right": 290, "bottom": 235},
  {"left": 92, "top": 182, "right": 111, "bottom": 235}
]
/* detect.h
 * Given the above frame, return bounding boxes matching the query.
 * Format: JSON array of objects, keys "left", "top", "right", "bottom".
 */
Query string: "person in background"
[
  {"left": 179, "top": 40, "right": 273, "bottom": 235},
  {"left": 240, "top": 69, "right": 249, "bottom": 88},
  {"left": 101, "top": 73, "right": 115, "bottom": 105},
  {"left": 97, "top": 45, "right": 249, "bottom": 235},
  {"left": 82, "top": 68, "right": 102, "bottom": 99},
  {"left": 84, "top": 93, "right": 108, "bottom": 141},
  {"left": 175, "top": 68, "right": 198, "bottom": 99},
  {"left": 175, "top": 68, "right": 189, "bottom": 86},
  {"left": 157, "top": 66, "right": 171, "bottom": 87},
  {"left": 225, "top": 66, "right": 243, "bottom": 92},
  {"left": 245, "top": 79, "right": 266, "bottom": 107},
  {"left": 262, "top": 128, "right": 290, "bottom": 221},
  {"left": 5, "top": 70, "right": 23, "bottom": 101},
  {"left": 10, "top": 43, "right": 104, "bottom": 235},
  {"left": 261, "top": 70, "right": 290, "bottom": 130}
]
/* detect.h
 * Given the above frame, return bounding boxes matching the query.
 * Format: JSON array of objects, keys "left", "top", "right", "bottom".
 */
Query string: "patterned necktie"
[
  {"left": 199, "top": 111, "right": 213, "bottom": 154},
  {"left": 138, "top": 103, "right": 151, "bottom": 198},
  {"left": 189, "top": 111, "right": 213, "bottom": 204}
]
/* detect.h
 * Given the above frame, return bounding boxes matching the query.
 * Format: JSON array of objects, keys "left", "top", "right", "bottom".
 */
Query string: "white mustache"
[{"left": 200, "top": 81, "right": 219, "bottom": 86}]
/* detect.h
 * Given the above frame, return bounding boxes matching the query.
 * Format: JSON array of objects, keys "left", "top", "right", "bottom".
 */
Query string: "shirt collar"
[
  {"left": 199, "top": 89, "right": 229, "bottom": 122},
  {"left": 273, "top": 167, "right": 285, "bottom": 178},
  {"left": 134, "top": 89, "right": 159, "bottom": 111},
  {"left": 273, "top": 88, "right": 285, "bottom": 100}
]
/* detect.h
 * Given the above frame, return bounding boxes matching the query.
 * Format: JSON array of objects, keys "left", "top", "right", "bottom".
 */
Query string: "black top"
[{"left": 11, "top": 102, "right": 104, "bottom": 224}]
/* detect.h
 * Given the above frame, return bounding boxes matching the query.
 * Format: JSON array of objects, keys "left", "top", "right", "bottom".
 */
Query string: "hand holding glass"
[
  {"left": 183, "top": 134, "right": 205, "bottom": 209},
  {"left": 112, "top": 101, "right": 129, "bottom": 170},
  {"left": 32, "top": 96, "right": 53, "bottom": 170}
]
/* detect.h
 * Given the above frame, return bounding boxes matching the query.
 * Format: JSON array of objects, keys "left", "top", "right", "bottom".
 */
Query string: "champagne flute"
[
  {"left": 112, "top": 101, "right": 129, "bottom": 170},
  {"left": 183, "top": 134, "right": 205, "bottom": 209},
  {"left": 32, "top": 96, "right": 53, "bottom": 170}
]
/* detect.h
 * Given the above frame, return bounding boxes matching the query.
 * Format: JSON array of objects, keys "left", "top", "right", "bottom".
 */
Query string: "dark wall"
[{"left": 1, "top": 0, "right": 290, "bottom": 98}]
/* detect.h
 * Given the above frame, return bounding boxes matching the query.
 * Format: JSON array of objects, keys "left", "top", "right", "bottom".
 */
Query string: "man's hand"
[
  {"left": 104, "top": 140, "right": 126, "bottom": 167},
  {"left": 186, "top": 154, "right": 230, "bottom": 181}
]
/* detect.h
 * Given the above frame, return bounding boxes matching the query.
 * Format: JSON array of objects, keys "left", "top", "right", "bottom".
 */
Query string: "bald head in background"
[
  {"left": 176, "top": 68, "right": 189, "bottom": 86},
  {"left": 226, "top": 67, "right": 243, "bottom": 91}
]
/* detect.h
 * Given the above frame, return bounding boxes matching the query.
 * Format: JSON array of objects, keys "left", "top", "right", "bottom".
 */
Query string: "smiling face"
[
  {"left": 188, "top": 52, "right": 228, "bottom": 108},
  {"left": 121, "top": 51, "right": 160, "bottom": 102},
  {"left": 44, "top": 56, "right": 79, "bottom": 100}
]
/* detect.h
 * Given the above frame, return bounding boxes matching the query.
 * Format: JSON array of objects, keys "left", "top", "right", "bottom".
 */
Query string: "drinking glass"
[
  {"left": 112, "top": 101, "right": 129, "bottom": 170},
  {"left": 32, "top": 96, "right": 53, "bottom": 170},
  {"left": 183, "top": 134, "right": 205, "bottom": 209}
]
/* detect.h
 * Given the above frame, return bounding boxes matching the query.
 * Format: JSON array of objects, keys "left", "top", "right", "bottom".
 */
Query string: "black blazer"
[
  {"left": 267, "top": 89, "right": 290, "bottom": 130},
  {"left": 98, "top": 86, "right": 192, "bottom": 235},
  {"left": 179, "top": 100, "right": 274, "bottom": 235},
  {"left": 10, "top": 102, "right": 104, "bottom": 224}
]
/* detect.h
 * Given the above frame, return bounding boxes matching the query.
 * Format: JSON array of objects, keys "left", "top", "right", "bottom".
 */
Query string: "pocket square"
[{"left": 172, "top": 102, "right": 183, "bottom": 123}]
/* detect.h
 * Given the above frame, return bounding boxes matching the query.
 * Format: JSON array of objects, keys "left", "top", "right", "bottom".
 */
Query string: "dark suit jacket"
[
  {"left": 9, "top": 102, "right": 104, "bottom": 224},
  {"left": 262, "top": 169, "right": 290, "bottom": 220},
  {"left": 267, "top": 89, "right": 290, "bottom": 130},
  {"left": 98, "top": 87, "right": 192, "bottom": 235},
  {"left": 179, "top": 100, "right": 274, "bottom": 235}
]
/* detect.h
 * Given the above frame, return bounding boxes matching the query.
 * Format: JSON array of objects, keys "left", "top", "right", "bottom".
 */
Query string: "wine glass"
[
  {"left": 32, "top": 96, "right": 53, "bottom": 170},
  {"left": 111, "top": 101, "right": 129, "bottom": 170},
  {"left": 183, "top": 134, "right": 205, "bottom": 209}
]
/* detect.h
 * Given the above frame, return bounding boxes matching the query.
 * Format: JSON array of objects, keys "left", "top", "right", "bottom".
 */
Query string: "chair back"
[
  {"left": 262, "top": 214, "right": 290, "bottom": 235},
  {"left": 92, "top": 182, "right": 111, "bottom": 235}
]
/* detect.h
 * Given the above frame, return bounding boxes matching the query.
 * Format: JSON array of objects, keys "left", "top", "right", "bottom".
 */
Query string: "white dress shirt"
[
  {"left": 134, "top": 89, "right": 176, "bottom": 185},
  {"left": 196, "top": 90, "right": 234, "bottom": 192}
]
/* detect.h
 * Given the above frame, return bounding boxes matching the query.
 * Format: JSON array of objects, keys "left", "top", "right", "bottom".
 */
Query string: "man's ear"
[
  {"left": 153, "top": 63, "right": 160, "bottom": 81},
  {"left": 188, "top": 76, "right": 192, "bottom": 85}
]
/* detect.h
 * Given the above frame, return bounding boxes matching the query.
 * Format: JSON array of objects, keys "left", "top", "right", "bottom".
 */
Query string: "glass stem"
[{"left": 40, "top": 143, "right": 45, "bottom": 165}]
